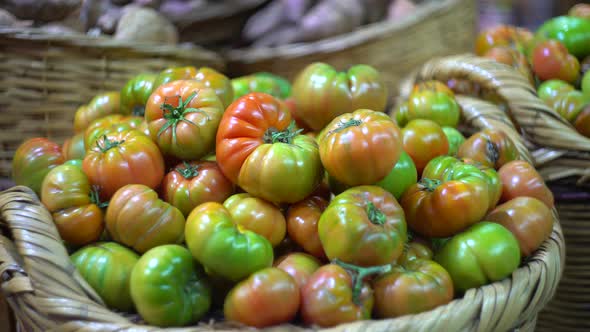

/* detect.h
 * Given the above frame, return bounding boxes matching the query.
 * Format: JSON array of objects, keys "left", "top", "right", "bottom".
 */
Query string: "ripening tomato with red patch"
[
  {"left": 532, "top": 40, "right": 580, "bottom": 84},
  {"left": 401, "top": 119, "right": 449, "bottom": 174},
  {"left": 12, "top": 137, "right": 65, "bottom": 195},
  {"left": 498, "top": 160, "right": 554, "bottom": 209}
]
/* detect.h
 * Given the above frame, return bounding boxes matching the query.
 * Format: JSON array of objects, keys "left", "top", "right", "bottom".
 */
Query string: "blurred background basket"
[
  {"left": 0, "top": 28, "right": 224, "bottom": 178},
  {"left": 0, "top": 54, "right": 564, "bottom": 332},
  {"left": 224, "top": 0, "right": 476, "bottom": 100}
]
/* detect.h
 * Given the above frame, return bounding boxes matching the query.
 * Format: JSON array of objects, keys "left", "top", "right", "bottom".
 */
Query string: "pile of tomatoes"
[
  {"left": 10, "top": 58, "right": 555, "bottom": 328},
  {"left": 475, "top": 3, "right": 590, "bottom": 138}
]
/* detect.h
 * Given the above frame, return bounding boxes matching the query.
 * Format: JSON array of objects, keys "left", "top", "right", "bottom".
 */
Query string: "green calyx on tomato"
[
  {"left": 157, "top": 91, "right": 207, "bottom": 139},
  {"left": 262, "top": 121, "right": 303, "bottom": 144},
  {"left": 331, "top": 259, "right": 391, "bottom": 305}
]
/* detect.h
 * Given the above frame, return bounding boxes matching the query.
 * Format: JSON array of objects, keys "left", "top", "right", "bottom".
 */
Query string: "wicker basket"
[
  {"left": 224, "top": 0, "right": 476, "bottom": 100},
  {"left": 0, "top": 55, "right": 564, "bottom": 331},
  {"left": 395, "top": 53, "right": 590, "bottom": 332},
  {"left": 0, "top": 28, "right": 225, "bottom": 178}
]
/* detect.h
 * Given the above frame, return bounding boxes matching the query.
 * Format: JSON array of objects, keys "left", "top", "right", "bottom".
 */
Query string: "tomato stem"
[
  {"left": 366, "top": 202, "right": 386, "bottom": 225},
  {"left": 176, "top": 162, "right": 200, "bottom": 179},
  {"left": 263, "top": 121, "right": 302, "bottom": 144},
  {"left": 418, "top": 178, "right": 441, "bottom": 192},
  {"left": 485, "top": 139, "right": 500, "bottom": 165},
  {"left": 89, "top": 185, "right": 109, "bottom": 209},
  {"left": 95, "top": 135, "right": 125, "bottom": 153},
  {"left": 332, "top": 259, "right": 392, "bottom": 306},
  {"left": 330, "top": 118, "right": 362, "bottom": 134},
  {"left": 157, "top": 91, "right": 210, "bottom": 143}
]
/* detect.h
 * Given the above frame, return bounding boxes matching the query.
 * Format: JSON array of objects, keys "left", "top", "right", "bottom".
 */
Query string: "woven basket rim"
[{"left": 224, "top": 0, "right": 464, "bottom": 62}]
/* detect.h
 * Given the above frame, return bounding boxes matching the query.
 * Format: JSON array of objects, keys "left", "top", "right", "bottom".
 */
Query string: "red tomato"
[
  {"left": 457, "top": 129, "right": 519, "bottom": 170},
  {"left": 498, "top": 160, "right": 554, "bottom": 209},
  {"left": 532, "top": 40, "right": 580, "bottom": 84},
  {"left": 286, "top": 195, "right": 329, "bottom": 259},
  {"left": 401, "top": 119, "right": 449, "bottom": 174},
  {"left": 275, "top": 252, "right": 322, "bottom": 293},
  {"left": 82, "top": 129, "right": 165, "bottom": 200},
  {"left": 12, "top": 137, "right": 65, "bottom": 195},
  {"left": 318, "top": 109, "right": 402, "bottom": 186},
  {"left": 160, "top": 161, "right": 234, "bottom": 217}
]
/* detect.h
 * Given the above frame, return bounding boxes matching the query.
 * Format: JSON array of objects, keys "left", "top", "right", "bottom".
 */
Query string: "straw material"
[
  {"left": 0, "top": 28, "right": 225, "bottom": 177},
  {"left": 398, "top": 53, "right": 590, "bottom": 332},
  {"left": 224, "top": 0, "right": 476, "bottom": 101},
  {"left": 0, "top": 68, "right": 565, "bottom": 330}
]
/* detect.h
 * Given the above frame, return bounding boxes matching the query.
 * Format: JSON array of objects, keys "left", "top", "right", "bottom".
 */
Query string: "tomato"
[
  {"left": 82, "top": 129, "right": 165, "bottom": 200},
  {"left": 485, "top": 197, "right": 554, "bottom": 257},
  {"left": 399, "top": 86, "right": 461, "bottom": 127},
  {"left": 120, "top": 73, "right": 156, "bottom": 116},
  {"left": 498, "top": 160, "right": 554, "bottom": 209},
  {"left": 153, "top": 66, "right": 197, "bottom": 89},
  {"left": 41, "top": 164, "right": 105, "bottom": 246},
  {"left": 401, "top": 119, "right": 449, "bottom": 174},
  {"left": 291, "top": 62, "right": 387, "bottom": 131},
  {"left": 301, "top": 262, "right": 377, "bottom": 327},
  {"left": 583, "top": 70, "right": 590, "bottom": 98},
  {"left": 532, "top": 39, "right": 580, "bottom": 84},
  {"left": 549, "top": 90, "right": 589, "bottom": 124},
  {"left": 395, "top": 238, "right": 434, "bottom": 265},
  {"left": 537, "top": 79, "right": 574, "bottom": 103},
  {"left": 402, "top": 156, "right": 490, "bottom": 238},
  {"left": 71, "top": 242, "right": 139, "bottom": 311},
  {"left": 145, "top": 80, "right": 223, "bottom": 160},
  {"left": 462, "top": 158, "right": 502, "bottom": 212},
  {"left": 275, "top": 252, "right": 322, "bottom": 292},
  {"left": 286, "top": 195, "right": 328, "bottom": 259},
  {"left": 74, "top": 92, "right": 123, "bottom": 133},
  {"left": 483, "top": 46, "right": 535, "bottom": 84},
  {"left": 457, "top": 129, "right": 519, "bottom": 170},
  {"left": 185, "top": 202, "right": 273, "bottom": 282},
  {"left": 318, "top": 109, "right": 402, "bottom": 186},
  {"left": 574, "top": 106, "right": 590, "bottom": 137},
  {"left": 435, "top": 222, "right": 521, "bottom": 292},
  {"left": 319, "top": 186, "right": 407, "bottom": 266},
  {"left": 105, "top": 184, "right": 185, "bottom": 253},
  {"left": 375, "top": 151, "right": 418, "bottom": 200},
  {"left": 411, "top": 80, "right": 455, "bottom": 96},
  {"left": 223, "top": 193, "right": 286, "bottom": 247},
  {"left": 130, "top": 244, "right": 211, "bottom": 327},
  {"left": 12, "top": 137, "right": 65, "bottom": 195},
  {"left": 232, "top": 72, "right": 291, "bottom": 101},
  {"left": 84, "top": 114, "right": 145, "bottom": 149},
  {"left": 536, "top": 16, "right": 590, "bottom": 59},
  {"left": 570, "top": 4, "right": 590, "bottom": 19},
  {"left": 474, "top": 25, "right": 533, "bottom": 56},
  {"left": 64, "top": 159, "right": 83, "bottom": 168},
  {"left": 62, "top": 132, "right": 86, "bottom": 161},
  {"left": 216, "top": 93, "right": 324, "bottom": 204},
  {"left": 373, "top": 259, "right": 454, "bottom": 318}
]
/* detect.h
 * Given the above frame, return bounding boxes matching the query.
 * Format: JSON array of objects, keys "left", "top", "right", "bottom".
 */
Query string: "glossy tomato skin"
[
  {"left": 537, "top": 79, "right": 574, "bottom": 103},
  {"left": 402, "top": 156, "right": 490, "bottom": 238},
  {"left": 193, "top": 67, "right": 234, "bottom": 108},
  {"left": 318, "top": 109, "right": 402, "bottom": 186},
  {"left": 12, "top": 137, "right": 65, "bottom": 195},
  {"left": 462, "top": 158, "right": 502, "bottom": 212},
  {"left": 161, "top": 161, "right": 234, "bottom": 217},
  {"left": 82, "top": 129, "right": 165, "bottom": 200},
  {"left": 486, "top": 197, "right": 554, "bottom": 257},
  {"left": 498, "top": 160, "right": 554, "bottom": 209},
  {"left": 275, "top": 252, "right": 322, "bottom": 292},
  {"left": 536, "top": 16, "right": 590, "bottom": 59},
  {"left": 532, "top": 40, "right": 580, "bottom": 84},
  {"left": 120, "top": 73, "right": 156, "bottom": 116},
  {"left": 74, "top": 92, "right": 123, "bottom": 133},
  {"left": 395, "top": 238, "right": 434, "bottom": 265},
  {"left": 41, "top": 164, "right": 104, "bottom": 246},
  {"left": 401, "top": 119, "right": 449, "bottom": 174},
  {"left": 84, "top": 114, "right": 145, "bottom": 149},
  {"left": 130, "top": 244, "right": 211, "bottom": 327},
  {"left": 457, "top": 129, "right": 519, "bottom": 170},
  {"left": 291, "top": 63, "right": 388, "bottom": 131},
  {"left": 442, "top": 127, "right": 466, "bottom": 156},
  {"left": 105, "top": 184, "right": 185, "bottom": 253},
  {"left": 232, "top": 72, "right": 291, "bottom": 101},
  {"left": 71, "top": 242, "right": 139, "bottom": 311},
  {"left": 216, "top": 92, "right": 324, "bottom": 204},
  {"left": 373, "top": 259, "right": 454, "bottom": 318},
  {"left": 185, "top": 202, "right": 273, "bottom": 282},
  {"left": 62, "top": 132, "right": 86, "bottom": 161},
  {"left": 435, "top": 222, "right": 521, "bottom": 293},
  {"left": 548, "top": 90, "right": 589, "bottom": 124},
  {"left": 319, "top": 186, "right": 407, "bottom": 266},
  {"left": 224, "top": 267, "right": 300, "bottom": 328},
  {"left": 223, "top": 193, "right": 286, "bottom": 247},
  {"left": 286, "top": 195, "right": 328, "bottom": 259},
  {"left": 145, "top": 80, "right": 224, "bottom": 160},
  {"left": 301, "top": 264, "right": 373, "bottom": 327},
  {"left": 153, "top": 66, "right": 197, "bottom": 89},
  {"left": 375, "top": 151, "right": 418, "bottom": 200},
  {"left": 401, "top": 88, "right": 461, "bottom": 127}
]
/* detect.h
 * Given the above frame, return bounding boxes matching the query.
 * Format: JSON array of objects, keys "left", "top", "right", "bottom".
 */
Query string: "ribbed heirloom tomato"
[
  {"left": 12, "top": 137, "right": 64, "bottom": 195},
  {"left": 145, "top": 80, "right": 224, "bottom": 160},
  {"left": 74, "top": 92, "right": 123, "bottom": 133},
  {"left": 215, "top": 92, "right": 324, "bottom": 204},
  {"left": 401, "top": 119, "right": 449, "bottom": 174},
  {"left": 120, "top": 72, "right": 156, "bottom": 116},
  {"left": 286, "top": 194, "right": 329, "bottom": 259},
  {"left": 84, "top": 114, "right": 146, "bottom": 149},
  {"left": 498, "top": 160, "right": 554, "bottom": 208},
  {"left": 318, "top": 109, "right": 402, "bottom": 186}
]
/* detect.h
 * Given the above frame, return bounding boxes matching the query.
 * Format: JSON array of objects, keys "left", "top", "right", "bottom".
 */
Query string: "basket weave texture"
[
  {"left": 224, "top": 0, "right": 476, "bottom": 103},
  {"left": 0, "top": 28, "right": 225, "bottom": 177},
  {"left": 0, "top": 55, "right": 564, "bottom": 332}
]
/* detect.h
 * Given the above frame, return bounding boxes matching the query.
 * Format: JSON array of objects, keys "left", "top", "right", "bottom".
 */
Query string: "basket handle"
[{"left": 399, "top": 54, "right": 590, "bottom": 153}]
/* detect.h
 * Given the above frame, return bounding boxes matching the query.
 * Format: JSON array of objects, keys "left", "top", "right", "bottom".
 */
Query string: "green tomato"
[
  {"left": 403, "top": 90, "right": 461, "bottom": 127},
  {"left": 120, "top": 73, "right": 156, "bottom": 116},
  {"left": 71, "top": 242, "right": 139, "bottom": 311},
  {"left": 442, "top": 127, "right": 466, "bottom": 156},
  {"left": 537, "top": 79, "right": 575, "bottom": 103},
  {"left": 434, "top": 222, "right": 521, "bottom": 293},
  {"left": 582, "top": 71, "right": 590, "bottom": 98},
  {"left": 536, "top": 16, "right": 590, "bottom": 59},
  {"left": 130, "top": 244, "right": 211, "bottom": 327},
  {"left": 376, "top": 151, "right": 418, "bottom": 200},
  {"left": 63, "top": 159, "right": 83, "bottom": 168},
  {"left": 231, "top": 72, "right": 292, "bottom": 101}
]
